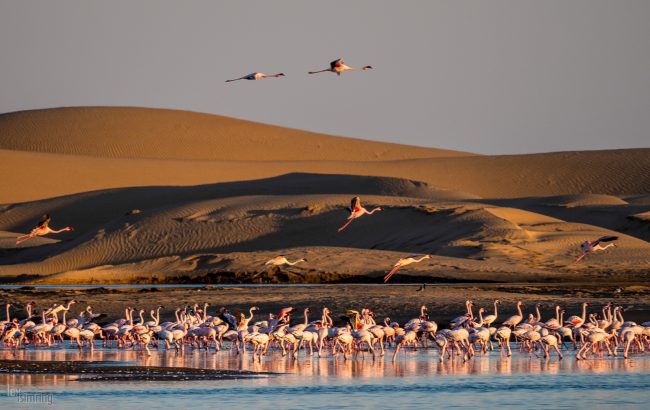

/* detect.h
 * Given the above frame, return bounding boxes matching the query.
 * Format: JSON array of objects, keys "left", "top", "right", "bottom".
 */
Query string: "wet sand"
[{"left": 3, "top": 283, "right": 649, "bottom": 324}]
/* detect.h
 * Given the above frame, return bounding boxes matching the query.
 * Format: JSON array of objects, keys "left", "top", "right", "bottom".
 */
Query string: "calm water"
[{"left": 1, "top": 347, "right": 649, "bottom": 409}]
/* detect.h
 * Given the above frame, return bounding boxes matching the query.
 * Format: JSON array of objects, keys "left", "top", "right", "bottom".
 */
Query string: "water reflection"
[{"left": 2, "top": 346, "right": 649, "bottom": 388}]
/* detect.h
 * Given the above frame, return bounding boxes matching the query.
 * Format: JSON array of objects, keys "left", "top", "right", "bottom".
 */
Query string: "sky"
[{"left": 1, "top": 0, "right": 649, "bottom": 155}]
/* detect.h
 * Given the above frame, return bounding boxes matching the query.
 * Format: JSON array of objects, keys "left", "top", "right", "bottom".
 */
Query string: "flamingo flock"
[
  {"left": 2, "top": 299, "right": 648, "bottom": 362},
  {"left": 225, "top": 58, "right": 373, "bottom": 83}
]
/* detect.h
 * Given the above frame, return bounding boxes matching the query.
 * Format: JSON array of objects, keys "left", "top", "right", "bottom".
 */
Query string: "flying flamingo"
[
  {"left": 308, "top": 58, "right": 372, "bottom": 76},
  {"left": 383, "top": 255, "right": 432, "bottom": 283},
  {"left": 225, "top": 72, "right": 285, "bottom": 82},
  {"left": 575, "top": 236, "right": 618, "bottom": 263},
  {"left": 337, "top": 197, "right": 383, "bottom": 232},
  {"left": 264, "top": 256, "right": 306, "bottom": 266},
  {"left": 15, "top": 214, "right": 73, "bottom": 245}
]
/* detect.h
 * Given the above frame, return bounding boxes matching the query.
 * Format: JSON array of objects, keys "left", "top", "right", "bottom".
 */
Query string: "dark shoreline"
[{"left": 0, "top": 359, "right": 273, "bottom": 381}]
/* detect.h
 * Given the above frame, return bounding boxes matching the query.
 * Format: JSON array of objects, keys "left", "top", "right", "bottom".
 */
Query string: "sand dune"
[
  {"left": 2, "top": 147, "right": 650, "bottom": 203},
  {"left": 0, "top": 106, "right": 648, "bottom": 284},
  {"left": 0, "top": 107, "right": 473, "bottom": 161},
  {"left": 1, "top": 107, "right": 649, "bottom": 203},
  {"left": 1, "top": 190, "right": 648, "bottom": 283}
]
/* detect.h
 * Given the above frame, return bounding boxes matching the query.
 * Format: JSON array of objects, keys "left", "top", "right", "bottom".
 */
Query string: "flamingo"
[
  {"left": 575, "top": 236, "right": 618, "bottom": 263},
  {"left": 383, "top": 255, "right": 432, "bottom": 283},
  {"left": 482, "top": 300, "right": 500, "bottom": 327},
  {"left": 566, "top": 303, "right": 589, "bottom": 328},
  {"left": 308, "top": 58, "right": 372, "bottom": 76},
  {"left": 264, "top": 256, "right": 306, "bottom": 266},
  {"left": 337, "top": 197, "right": 383, "bottom": 232},
  {"left": 502, "top": 301, "right": 524, "bottom": 328},
  {"left": 225, "top": 72, "right": 285, "bottom": 82},
  {"left": 15, "top": 214, "right": 74, "bottom": 245},
  {"left": 0, "top": 304, "right": 11, "bottom": 329}
]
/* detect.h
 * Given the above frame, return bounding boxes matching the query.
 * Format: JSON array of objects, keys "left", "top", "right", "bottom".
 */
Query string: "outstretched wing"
[
  {"left": 37, "top": 214, "right": 51, "bottom": 229},
  {"left": 351, "top": 196, "right": 361, "bottom": 211},
  {"left": 331, "top": 59, "right": 343, "bottom": 70},
  {"left": 592, "top": 235, "right": 618, "bottom": 246}
]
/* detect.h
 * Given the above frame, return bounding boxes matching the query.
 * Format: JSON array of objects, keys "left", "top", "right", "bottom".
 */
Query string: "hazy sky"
[{"left": 1, "top": 1, "right": 649, "bottom": 154}]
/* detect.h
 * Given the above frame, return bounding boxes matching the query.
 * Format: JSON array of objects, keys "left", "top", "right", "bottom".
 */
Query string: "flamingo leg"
[
  {"left": 15, "top": 234, "right": 35, "bottom": 245},
  {"left": 383, "top": 266, "right": 401, "bottom": 283},
  {"left": 337, "top": 218, "right": 355, "bottom": 232},
  {"left": 574, "top": 253, "right": 588, "bottom": 263}
]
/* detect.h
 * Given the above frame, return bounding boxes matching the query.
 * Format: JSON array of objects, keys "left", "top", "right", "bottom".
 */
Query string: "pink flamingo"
[
  {"left": 225, "top": 72, "right": 285, "bottom": 82},
  {"left": 308, "top": 58, "right": 372, "bottom": 76},
  {"left": 502, "top": 301, "right": 524, "bottom": 328},
  {"left": 264, "top": 256, "right": 306, "bottom": 266},
  {"left": 337, "top": 197, "right": 383, "bottom": 232},
  {"left": 16, "top": 214, "right": 73, "bottom": 245},
  {"left": 575, "top": 235, "right": 618, "bottom": 263},
  {"left": 383, "top": 255, "right": 432, "bottom": 283}
]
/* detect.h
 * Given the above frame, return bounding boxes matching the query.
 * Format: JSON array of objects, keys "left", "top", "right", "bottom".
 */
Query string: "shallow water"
[{"left": 2, "top": 347, "right": 649, "bottom": 409}]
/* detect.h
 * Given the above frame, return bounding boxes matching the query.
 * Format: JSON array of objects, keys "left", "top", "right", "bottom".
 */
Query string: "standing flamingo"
[
  {"left": 383, "top": 255, "right": 432, "bottom": 283},
  {"left": 502, "top": 301, "right": 524, "bottom": 328},
  {"left": 575, "top": 236, "right": 618, "bottom": 263},
  {"left": 337, "top": 197, "right": 383, "bottom": 232},
  {"left": 15, "top": 214, "right": 74, "bottom": 245},
  {"left": 308, "top": 58, "right": 372, "bottom": 76},
  {"left": 225, "top": 72, "right": 285, "bottom": 82},
  {"left": 482, "top": 300, "right": 500, "bottom": 327}
]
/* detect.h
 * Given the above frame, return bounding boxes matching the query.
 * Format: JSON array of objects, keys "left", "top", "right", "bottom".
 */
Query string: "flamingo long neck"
[
  {"left": 156, "top": 308, "right": 161, "bottom": 324},
  {"left": 516, "top": 303, "right": 523, "bottom": 318},
  {"left": 248, "top": 308, "right": 256, "bottom": 322},
  {"left": 321, "top": 310, "right": 329, "bottom": 329},
  {"left": 602, "top": 305, "right": 610, "bottom": 323},
  {"left": 303, "top": 309, "right": 309, "bottom": 326},
  {"left": 535, "top": 305, "right": 541, "bottom": 322},
  {"left": 414, "top": 256, "right": 428, "bottom": 263},
  {"left": 174, "top": 310, "right": 180, "bottom": 323},
  {"left": 367, "top": 207, "right": 382, "bottom": 215},
  {"left": 62, "top": 309, "right": 67, "bottom": 323},
  {"left": 581, "top": 304, "right": 587, "bottom": 323},
  {"left": 124, "top": 308, "right": 130, "bottom": 323},
  {"left": 325, "top": 311, "right": 333, "bottom": 327},
  {"left": 555, "top": 306, "right": 560, "bottom": 322},
  {"left": 49, "top": 227, "right": 69, "bottom": 234},
  {"left": 26, "top": 305, "right": 32, "bottom": 319},
  {"left": 617, "top": 308, "right": 624, "bottom": 323},
  {"left": 477, "top": 310, "right": 484, "bottom": 327},
  {"left": 468, "top": 303, "right": 474, "bottom": 320},
  {"left": 494, "top": 302, "right": 499, "bottom": 318},
  {"left": 5, "top": 305, "right": 10, "bottom": 322},
  {"left": 559, "top": 310, "right": 564, "bottom": 325},
  {"left": 203, "top": 304, "right": 209, "bottom": 322},
  {"left": 139, "top": 310, "right": 145, "bottom": 325},
  {"left": 41, "top": 310, "right": 46, "bottom": 324}
]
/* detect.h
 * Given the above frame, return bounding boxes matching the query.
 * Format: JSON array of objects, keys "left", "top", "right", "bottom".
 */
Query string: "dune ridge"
[{"left": 0, "top": 107, "right": 474, "bottom": 161}]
